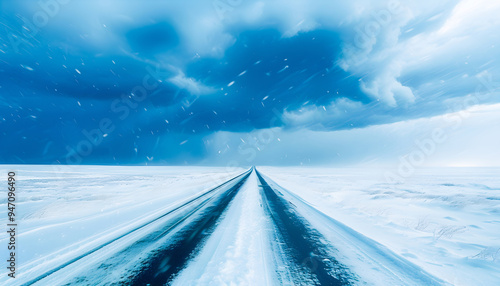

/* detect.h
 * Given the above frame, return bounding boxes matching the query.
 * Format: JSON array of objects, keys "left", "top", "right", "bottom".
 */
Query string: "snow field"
[
  {"left": 259, "top": 167, "right": 500, "bottom": 285},
  {"left": 0, "top": 165, "right": 244, "bottom": 285}
]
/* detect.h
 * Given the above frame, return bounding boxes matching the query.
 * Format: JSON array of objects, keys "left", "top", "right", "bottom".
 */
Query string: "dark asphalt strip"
[
  {"left": 256, "top": 170, "right": 356, "bottom": 286},
  {"left": 128, "top": 170, "right": 252, "bottom": 286},
  {"left": 21, "top": 169, "right": 251, "bottom": 286}
]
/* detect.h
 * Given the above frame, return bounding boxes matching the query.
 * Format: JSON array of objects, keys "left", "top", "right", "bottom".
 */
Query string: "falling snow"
[{"left": 21, "top": 64, "right": 34, "bottom": 71}]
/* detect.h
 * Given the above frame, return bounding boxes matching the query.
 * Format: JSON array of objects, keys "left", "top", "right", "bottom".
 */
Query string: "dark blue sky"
[{"left": 1, "top": 0, "right": 499, "bottom": 166}]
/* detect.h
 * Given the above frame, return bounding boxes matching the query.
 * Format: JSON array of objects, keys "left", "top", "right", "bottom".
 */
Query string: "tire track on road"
[
  {"left": 128, "top": 169, "right": 252, "bottom": 285},
  {"left": 256, "top": 169, "right": 356, "bottom": 286}
]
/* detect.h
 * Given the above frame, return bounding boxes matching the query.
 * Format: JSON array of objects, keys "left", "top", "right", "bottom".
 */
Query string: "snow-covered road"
[{"left": 2, "top": 167, "right": 454, "bottom": 285}]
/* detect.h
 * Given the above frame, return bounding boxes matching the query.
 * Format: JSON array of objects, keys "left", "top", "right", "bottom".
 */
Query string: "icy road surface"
[{"left": 1, "top": 166, "right": 498, "bottom": 285}]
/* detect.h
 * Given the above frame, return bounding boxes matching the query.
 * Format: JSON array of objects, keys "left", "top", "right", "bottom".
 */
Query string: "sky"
[{"left": 0, "top": 0, "right": 499, "bottom": 167}]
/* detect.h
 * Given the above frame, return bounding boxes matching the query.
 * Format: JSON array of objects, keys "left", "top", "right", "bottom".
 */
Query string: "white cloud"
[
  {"left": 281, "top": 97, "right": 368, "bottom": 130},
  {"left": 168, "top": 70, "right": 216, "bottom": 95},
  {"left": 437, "top": 0, "right": 500, "bottom": 36},
  {"left": 360, "top": 69, "right": 415, "bottom": 106},
  {"left": 334, "top": 0, "right": 500, "bottom": 108},
  {"left": 205, "top": 103, "right": 500, "bottom": 166}
]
